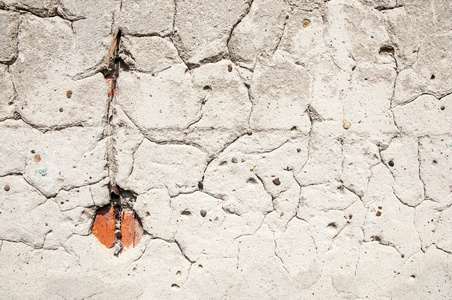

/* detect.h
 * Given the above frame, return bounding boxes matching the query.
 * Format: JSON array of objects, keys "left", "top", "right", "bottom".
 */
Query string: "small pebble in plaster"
[
  {"left": 388, "top": 160, "right": 395, "bottom": 167},
  {"left": 145, "top": 211, "right": 150, "bottom": 217},
  {"left": 31, "top": 150, "right": 35, "bottom": 154},
  {"left": 250, "top": 164, "right": 256, "bottom": 171},
  {"left": 430, "top": 74, "right": 435, "bottom": 80},
  {"left": 66, "top": 90, "right": 73, "bottom": 98},
  {"left": 35, "top": 168, "right": 47, "bottom": 176},
  {"left": 228, "top": 65, "right": 233, "bottom": 72},
  {"left": 273, "top": 178, "right": 281, "bottom": 185},
  {"left": 401, "top": 254, "right": 405, "bottom": 258},
  {"left": 280, "top": 212, "right": 284, "bottom": 217},
  {"left": 376, "top": 211, "right": 382, "bottom": 217},
  {"left": 343, "top": 122, "right": 351, "bottom": 130},
  {"left": 302, "top": 19, "right": 310, "bottom": 28},
  {"left": 34, "top": 154, "right": 41, "bottom": 162},
  {"left": 440, "top": 106, "right": 445, "bottom": 111},
  {"left": 200, "top": 209, "right": 207, "bottom": 217},
  {"left": 231, "top": 157, "right": 238, "bottom": 163},
  {"left": 4, "top": 185, "right": 10, "bottom": 191},
  {"left": 198, "top": 181, "right": 204, "bottom": 190},
  {"left": 246, "top": 129, "right": 253, "bottom": 135},
  {"left": 241, "top": 158, "right": 245, "bottom": 162},
  {"left": 181, "top": 210, "right": 192, "bottom": 216},
  {"left": 297, "top": 148, "right": 301, "bottom": 152},
  {"left": 59, "top": 107, "right": 64, "bottom": 112},
  {"left": 349, "top": 214, "right": 353, "bottom": 219}
]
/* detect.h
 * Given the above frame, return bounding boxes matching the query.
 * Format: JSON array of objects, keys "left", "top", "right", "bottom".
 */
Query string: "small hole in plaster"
[
  {"left": 430, "top": 74, "right": 435, "bottom": 80},
  {"left": 181, "top": 210, "right": 192, "bottom": 216},
  {"left": 379, "top": 45, "right": 395, "bottom": 56},
  {"left": 247, "top": 177, "right": 258, "bottom": 184},
  {"left": 372, "top": 235, "right": 382, "bottom": 242}
]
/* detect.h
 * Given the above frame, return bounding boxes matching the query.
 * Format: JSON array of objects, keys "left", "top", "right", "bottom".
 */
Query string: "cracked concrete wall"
[{"left": 0, "top": 0, "right": 451, "bottom": 298}]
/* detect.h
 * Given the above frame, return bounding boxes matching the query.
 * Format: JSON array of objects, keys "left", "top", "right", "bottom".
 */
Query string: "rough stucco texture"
[{"left": 0, "top": 0, "right": 452, "bottom": 299}]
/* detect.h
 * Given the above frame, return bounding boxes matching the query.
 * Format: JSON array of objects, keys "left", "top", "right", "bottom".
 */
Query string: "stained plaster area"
[{"left": 0, "top": 0, "right": 451, "bottom": 298}]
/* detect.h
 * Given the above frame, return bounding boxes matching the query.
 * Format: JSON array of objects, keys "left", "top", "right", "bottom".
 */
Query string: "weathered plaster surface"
[{"left": 0, "top": 0, "right": 451, "bottom": 298}]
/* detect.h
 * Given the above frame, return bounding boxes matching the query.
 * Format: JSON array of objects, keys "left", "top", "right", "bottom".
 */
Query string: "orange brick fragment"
[
  {"left": 92, "top": 206, "right": 117, "bottom": 248},
  {"left": 105, "top": 78, "right": 117, "bottom": 99},
  {"left": 121, "top": 210, "right": 143, "bottom": 248}
]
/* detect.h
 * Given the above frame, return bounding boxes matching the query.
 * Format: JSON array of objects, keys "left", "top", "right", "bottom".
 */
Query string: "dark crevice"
[
  {"left": 379, "top": 45, "right": 396, "bottom": 56},
  {"left": 374, "top": 5, "right": 403, "bottom": 11},
  {"left": 91, "top": 30, "right": 143, "bottom": 256}
]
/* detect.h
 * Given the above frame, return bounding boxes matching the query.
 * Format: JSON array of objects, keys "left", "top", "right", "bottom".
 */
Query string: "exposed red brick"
[
  {"left": 92, "top": 206, "right": 117, "bottom": 248},
  {"left": 121, "top": 210, "right": 143, "bottom": 248},
  {"left": 105, "top": 78, "right": 117, "bottom": 99}
]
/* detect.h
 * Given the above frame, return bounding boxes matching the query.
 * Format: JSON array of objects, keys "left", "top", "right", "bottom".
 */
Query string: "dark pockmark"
[
  {"left": 198, "top": 181, "right": 204, "bottom": 190},
  {"left": 379, "top": 45, "right": 395, "bottom": 56}
]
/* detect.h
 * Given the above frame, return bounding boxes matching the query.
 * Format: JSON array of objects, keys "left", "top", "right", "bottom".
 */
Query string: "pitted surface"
[{"left": 0, "top": 0, "right": 451, "bottom": 298}]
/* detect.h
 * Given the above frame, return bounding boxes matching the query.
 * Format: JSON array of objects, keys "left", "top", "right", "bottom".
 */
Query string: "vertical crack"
[
  {"left": 90, "top": 30, "right": 144, "bottom": 255},
  {"left": 104, "top": 29, "right": 121, "bottom": 187}
]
